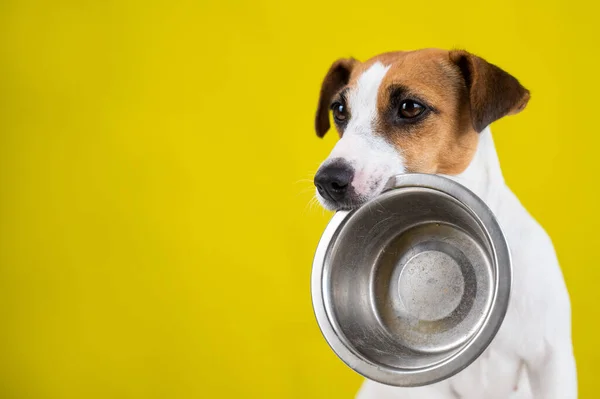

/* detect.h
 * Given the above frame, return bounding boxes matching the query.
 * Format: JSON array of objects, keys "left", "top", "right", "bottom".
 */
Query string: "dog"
[{"left": 312, "top": 49, "right": 577, "bottom": 399}]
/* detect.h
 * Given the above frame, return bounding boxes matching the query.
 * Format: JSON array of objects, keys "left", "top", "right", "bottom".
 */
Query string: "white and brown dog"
[{"left": 313, "top": 49, "right": 576, "bottom": 399}]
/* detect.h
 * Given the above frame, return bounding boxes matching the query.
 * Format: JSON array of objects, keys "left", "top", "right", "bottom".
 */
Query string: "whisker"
[
  {"left": 303, "top": 196, "right": 315, "bottom": 215},
  {"left": 297, "top": 187, "right": 317, "bottom": 196},
  {"left": 303, "top": 195, "right": 323, "bottom": 216},
  {"left": 294, "top": 178, "right": 315, "bottom": 185}
]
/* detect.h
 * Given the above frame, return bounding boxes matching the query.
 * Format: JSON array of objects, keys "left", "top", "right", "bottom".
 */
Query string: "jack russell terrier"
[{"left": 312, "top": 49, "right": 576, "bottom": 399}]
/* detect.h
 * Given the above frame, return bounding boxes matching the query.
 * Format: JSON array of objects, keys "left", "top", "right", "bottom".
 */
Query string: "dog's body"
[{"left": 312, "top": 49, "right": 576, "bottom": 398}]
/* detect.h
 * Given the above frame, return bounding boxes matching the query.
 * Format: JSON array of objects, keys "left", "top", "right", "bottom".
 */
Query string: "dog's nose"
[{"left": 314, "top": 162, "right": 355, "bottom": 202}]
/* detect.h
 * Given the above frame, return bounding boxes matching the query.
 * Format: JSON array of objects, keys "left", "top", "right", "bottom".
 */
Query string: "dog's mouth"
[
  {"left": 316, "top": 195, "right": 367, "bottom": 211},
  {"left": 315, "top": 182, "right": 386, "bottom": 211}
]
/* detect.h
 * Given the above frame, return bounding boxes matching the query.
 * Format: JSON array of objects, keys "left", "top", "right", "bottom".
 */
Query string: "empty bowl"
[{"left": 311, "top": 173, "right": 511, "bottom": 386}]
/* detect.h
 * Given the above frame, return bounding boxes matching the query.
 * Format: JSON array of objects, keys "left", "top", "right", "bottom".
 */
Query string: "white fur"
[
  {"left": 353, "top": 128, "right": 577, "bottom": 399},
  {"left": 316, "top": 62, "right": 405, "bottom": 209}
]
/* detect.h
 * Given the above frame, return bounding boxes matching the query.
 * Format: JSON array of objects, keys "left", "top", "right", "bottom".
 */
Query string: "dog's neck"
[{"left": 444, "top": 126, "right": 505, "bottom": 209}]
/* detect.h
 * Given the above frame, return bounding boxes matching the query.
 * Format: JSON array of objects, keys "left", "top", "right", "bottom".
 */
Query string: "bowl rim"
[{"left": 311, "top": 173, "right": 512, "bottom": 387}]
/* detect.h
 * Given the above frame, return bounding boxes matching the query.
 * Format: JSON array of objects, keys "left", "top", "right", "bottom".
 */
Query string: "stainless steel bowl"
[{"left": 311, "top": 174, "right": 511, "bottom": 387}]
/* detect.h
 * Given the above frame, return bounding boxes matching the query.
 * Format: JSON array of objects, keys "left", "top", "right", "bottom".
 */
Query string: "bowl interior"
[{"left": 323, "top": 187, "right": 495, "bottom": 370}]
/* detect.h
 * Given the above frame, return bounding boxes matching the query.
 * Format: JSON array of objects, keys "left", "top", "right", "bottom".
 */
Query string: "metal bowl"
[{"left": 311, "top": 174, "right": 511, "bottom": 387}]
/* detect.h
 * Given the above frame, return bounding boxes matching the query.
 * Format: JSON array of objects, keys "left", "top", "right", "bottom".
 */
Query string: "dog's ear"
[
  {"left": 315, "top": 58, "right": 357, "bottom": 137},
  {"left": 449, "top": 50, "right": 530, "bottom": 132}
]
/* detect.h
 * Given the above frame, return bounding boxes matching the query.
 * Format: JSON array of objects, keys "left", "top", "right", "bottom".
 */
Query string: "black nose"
[{"left": 314, "top": 162, "right": 355, "bottom": 202}]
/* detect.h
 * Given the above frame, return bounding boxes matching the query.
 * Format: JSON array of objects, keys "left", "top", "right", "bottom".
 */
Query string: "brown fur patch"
[
  {"left": 314, "top": 58, "right": 357, "bottom": 137},
  {"left": 449, "top": 50, "right": 530, "bottom": 132},
  {"left": 373, "top": 49, "right": 479, "bottom": 175}
]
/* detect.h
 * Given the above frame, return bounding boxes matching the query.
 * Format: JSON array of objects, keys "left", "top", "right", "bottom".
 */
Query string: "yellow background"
[{"left": 0, "top": 0, "right": 598, "bottom": 398}]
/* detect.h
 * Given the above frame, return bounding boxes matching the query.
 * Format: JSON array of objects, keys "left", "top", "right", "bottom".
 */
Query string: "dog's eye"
[
  {"left": 399, "top": 100, "right": 425, "bottom": 119},
  {"left": 331, "top": 102, "right": 348, "bottom": 122}
]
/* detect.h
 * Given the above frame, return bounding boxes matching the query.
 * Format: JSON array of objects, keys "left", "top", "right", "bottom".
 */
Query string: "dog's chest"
[{"left": 449, "top": 343, "right": 532, "bottom": 399}]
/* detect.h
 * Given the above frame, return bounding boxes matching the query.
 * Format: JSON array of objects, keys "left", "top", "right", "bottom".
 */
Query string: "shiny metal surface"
[{"left": 311, "top": 174, "right": 511, "bottom": 387}]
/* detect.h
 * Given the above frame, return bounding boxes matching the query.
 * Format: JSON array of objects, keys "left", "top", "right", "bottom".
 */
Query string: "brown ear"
[
  {"left": 449, "top": 50, "right": 530, "bottom": 132},
  {"left": 315, "top": 58, "right": 357, "bottom": 137}
]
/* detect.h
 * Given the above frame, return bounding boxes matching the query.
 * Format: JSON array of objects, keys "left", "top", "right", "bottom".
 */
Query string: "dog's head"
[{"left": 313, "top": 49, "right": 529, "bottom": 210}]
